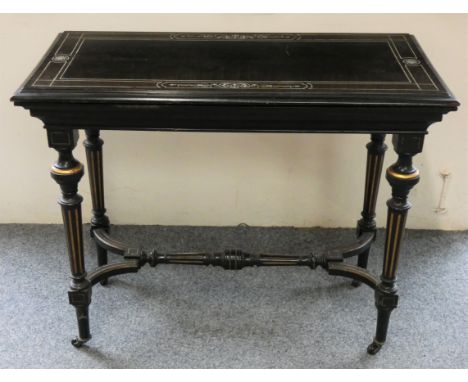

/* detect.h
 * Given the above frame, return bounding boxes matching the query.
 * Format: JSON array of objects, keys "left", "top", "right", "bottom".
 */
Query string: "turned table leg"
[
  {"left": 48, "top": 128, "right": 92, "bottom": 347},
  {"left": 84, "top": 129, "right": 110, "bottom": 285},
  {"left": 353, "top": 133, "right": 387, "bottom": 287},
  {"left": 367, "top": 133, "right": 423, "bottom": 354}
]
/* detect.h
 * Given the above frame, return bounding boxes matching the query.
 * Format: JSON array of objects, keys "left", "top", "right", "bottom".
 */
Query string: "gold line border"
[
  {"left": 67, "top": 209, "right": 78, "bottom": 273},
  {"left": 75, "top": 209, "right": 83, "bottom": 274},
  {"left": 388, "top": 214, "right": 402, "bottom": 278},
  {"left": 96, "top": 150, "right": 104, "bottom": 208},
  {"left": 384, "top": 212, "right": 394, "bottom": 276},
  {"left": 86, "top": 150, "right": 97, "bottom": 209},
  {"left": 364, "top": 153, "right": 372, "bottom": 211},
  {"left": 368, "top": 154, "right": 379, "bottom": 212}
]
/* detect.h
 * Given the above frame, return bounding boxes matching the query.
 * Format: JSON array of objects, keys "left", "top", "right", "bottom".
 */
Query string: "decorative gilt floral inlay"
[
  {"left": 156, "top": 81, "right": 313, "bottom": 90},
  {"left": 402, "top": 58, "right": 421, "bottom": 66},
  {"left": 51, "top": 54, "right": 70, "bottom": 63},
  {"left": 169, "top": 33, "right": 302, "bottom": 41}
]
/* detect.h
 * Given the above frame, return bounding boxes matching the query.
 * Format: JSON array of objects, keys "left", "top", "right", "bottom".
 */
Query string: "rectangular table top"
[{"left": 12, "top": 31, "right": 458, "bottom": 108}]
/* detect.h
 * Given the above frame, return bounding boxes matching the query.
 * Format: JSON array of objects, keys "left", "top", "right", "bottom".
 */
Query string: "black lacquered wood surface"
[
  {"left": 13, "top": 32, "right": 457, "bottom": 106},
  {"left": 11, "top": 32, "right": 459, "bottom": 134}
]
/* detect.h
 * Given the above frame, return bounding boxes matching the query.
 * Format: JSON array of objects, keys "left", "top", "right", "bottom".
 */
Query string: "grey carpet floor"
[{"left": 0, "top": 224, "right": 467, "bottom": 368}]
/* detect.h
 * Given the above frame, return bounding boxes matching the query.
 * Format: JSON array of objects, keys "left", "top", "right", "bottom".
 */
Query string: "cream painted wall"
[{"left": 1, "top": 14, "right": 467, "bottom": 229}]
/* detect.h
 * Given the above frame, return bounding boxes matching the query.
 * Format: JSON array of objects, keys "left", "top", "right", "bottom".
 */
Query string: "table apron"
[{"left": 25, "top": 104, "right": 451, "bottom": 133}]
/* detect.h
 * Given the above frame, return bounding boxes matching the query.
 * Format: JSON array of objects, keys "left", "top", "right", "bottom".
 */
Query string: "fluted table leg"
[
  {"left": 48, "top": 128, "right": 91, "bottom": 347},
  {"left": 367, "top": 133, "right": 424, "bottom": 354},
  {"left": 353, "top": 133, "right": 387, "bottom": 287},
  {"left": 84, "top": 129, "right": 110, "bottom": 285}
]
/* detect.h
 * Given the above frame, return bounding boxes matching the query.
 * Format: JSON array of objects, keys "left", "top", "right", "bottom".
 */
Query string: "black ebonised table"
[{"left": 12, "top": 32, "right": 459, "bottom": 354}]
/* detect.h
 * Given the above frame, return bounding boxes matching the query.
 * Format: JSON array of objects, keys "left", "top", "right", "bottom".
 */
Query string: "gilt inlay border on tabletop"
[{"left": 31, "top": 32, "right": 439, "bottom": 92}]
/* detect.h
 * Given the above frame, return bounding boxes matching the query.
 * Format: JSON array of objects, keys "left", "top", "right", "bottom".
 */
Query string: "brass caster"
[
  {"left": 367, "top": 340, "right": 383, "bottom": 355},
  {"left": 71, "top": 336, "right": 90, "bottom": 348}
]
